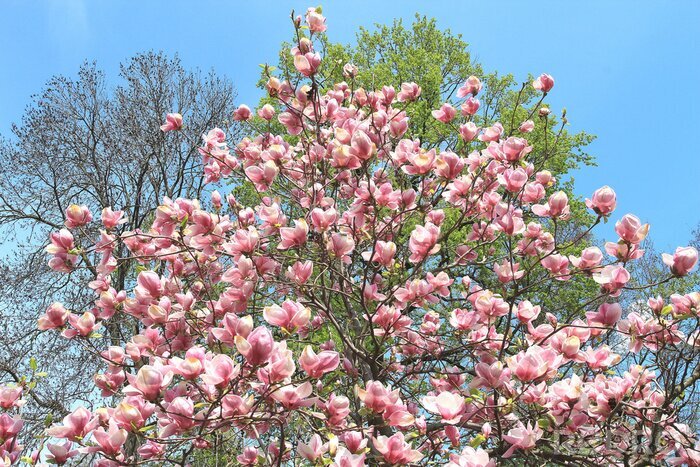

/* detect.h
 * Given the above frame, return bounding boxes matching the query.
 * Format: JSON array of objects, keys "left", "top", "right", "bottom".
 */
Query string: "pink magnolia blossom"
[
  {"left": 532, "top": 191, "right": 569, "bottom": 219},
  {"left": 286, "top": 260, "right": 313, "bottom": 284},
  {"left": 372, "top": 432, "right": 423, "bottom": 465},
  {"left": 46, "top": 407, "right": 97, "bottom": 440},
  {"left": 278, "top": 219, "right": 309, "bottom": 250},
  {"left": 92, "top": 420, "right": 127, "bottom": 456},
  {"left": 432, "top": 103, "right": 457, "bottom": 123},
  {"left": 64, "top": 204, "right": 93, "bottom": 228},
  {"left": 408, "top": 222, "right": 440, "bottom": 263},
  {"left": 38, "top": 302, "right": 70, "bottom": 330},
  {"left": 494, "top": 259, "right": 525, "bottom": 283},
  {"left": 63, "top": 311, "right": 100, "bottom": 338},
  {"left": 457, "top": 75, "right": 482, "bottom": 97},
  {"left": 422, "top": 391, "right": 466, "bottom": 424},
  {"left": 299, "top": 345, "right": 339, "bottom": 377},
  {"left": 533, "top": 73, "right": 555, "bottom": 93},
  {"left": 233, "top": 104, "right": 252, "bottom": 121},
  {"left": 305, "top": 7, "right": 327, "bottom": 33},
  {"left": 327, "top": 232, "right": 355, "bottom": 264},
  {"left": 46, "top": 442, "right": 78, "bottom": 464},
  {"left": 615, "top": 214, "right": 650, "bottom": 244},
  {"left": 503, "top": 421, "right": 544, "bottom": 457},
  {"left": 350, "top": 129, "right": 375, "bottom": 161},
  {"left": 586, "top": 185, "right": 617, "bottom": 216},
  {"left": 124, "top": 365, "right": 173, "bottom": 401},
  {"left": 361, "top": 240, "right": 397, "bottom": 267},
  {"left": 519, "top": 119, "right": 535, "bottom": 133},
  {"left": 356, "top": 380, "right": 400, "bottom": 414},
  {"left": 101, "top": 207, "right": 126, "bottom": 229},
  {"left": 298, "top": 434, "right": 328, "bottom": 462},
  {"left": 461, "top": 96, "right": 480, "bottom": 115},
  {"left": 507, "top": 346, "right": 562, "bottom": 382},
  {"left": 593, "top": 264, "right": 631, "bottom": 296},
  {"left": 569, "top": 246, "right": 603, "bottom": 271},
  {"left": 397, "top": 82, "right": 421, "bottom": 102},
  {"left": 332, "top": 447, "right": 366, "bottom": 467},
  {"left": 271, "top": 381, "right": 315, "bottom": 409},
  {"left": 586, "top": 302, "right": 623, "bottom": 328},
  {"left": 257, "top": 104, "right": 276, "bottom": 120},
  {"left": 294, "top": 52, "right": 322, "bottom": 77},
  {"left": 343, "top": 63, "right": 358, "bottom": 79},
  {"left": 160, "top": 112, "right": 183, "bottom": 132},
  {"left": 448, "top": 447, "right": 495, "bottom": 467},
  {"left": 459, "top": 122, "right": 479, "bottom": 141},
  {"left": 0, "top": 386, "right": 23, "bottom": 410},
  {"left": 263, "top": 300, "right": 310, "bottom": 331},
  {"left": 663, "top": 246, "right": 698, "bottom": 276},
  {"left": 235, "top": 326, "right": 274, "bottom": 366}
]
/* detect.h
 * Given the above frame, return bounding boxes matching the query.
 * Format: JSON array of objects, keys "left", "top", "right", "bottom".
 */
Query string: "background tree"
[{"left": 0, "top": 51, "right": 240, "bottom": 441}]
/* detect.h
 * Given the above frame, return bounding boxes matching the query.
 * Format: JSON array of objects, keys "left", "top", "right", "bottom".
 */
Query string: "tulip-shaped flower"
[
  {"left": 372, "top": 432, "right": 424, "bottom": 465},
  {"left": 233, "top": 104, "right": 252, "bottom": 121},
  {"left": 397, "top": 82, "right": 421, "bottom": 102},
  {"left": 432, "top": 103, "right": 457, "bottom": 123},
  {"left": 271, "top": 381, "right": 315, "bottom": 409},
  {"left": 422, "top": 391, "right": 467, "bottom": 424},
  {"left": 235, "top": 326, "right": 274, "bottom": 366},
  {"left": 0, "top": 386, "right": 23, "bottom": 409},
  {"left": 299, "top": 345, "right": 339, "bottom": 378},
  {"left": 457, "top": 75, "right": 482, "bottom": 97},
  {"left": 506, "top": 346, "right": 561, "bottom": 382},
  {"left": 263, "top": 300, "right": 311, "bottom": 332},
  {"left": 532, "top": 191, "right": 569, "bottom": 219},
  {"left": 448, "top": 447, "right": 495, "bottom": 467},
  {"left": 101, "top": 207, "right": 127, "bottom": 229},
  {"left": 361, "top": 241, "right": 397, "bottom": 268},
  {"left": 46, "top": 442, "right": 78, "bottom": 465},
  {"left": 64, "top": 204, "right": 93, "bottom": 228},
  {"left": 160, "top": 112, "right": 183, "bottom": 132},
  {"left": 91, "top": 420, "right": 128, "bottom": 456},
  {"left": 305, "top": 7, "right": 327, "bottom": 33},
  {"left": 586, "top": 302, "right": 623, "bottom": 328},
  {"left": 38, "top": 302, "right": 70, "bottom": 330},
  {"left": 297, "top": 434, "right": 328, "bottom": 462},
  {"left": 46, "top": 407, "right": 97, "bottom": 440},
  {"left": 503, "top": 421, "right": 543, "bottom": 457},
  {"left": 663, "top": 246, "right": 698, "bottom": 276},
  {"left": 533, "top": 73, "right": 555, "bottom": 93},
  {"left": 278, "top": 219, "right": 309, "bottom": 250},
  {"left": 586, "top": 186, "right": 617, "bottom": 216},
  {"left": 0, "top": 414, "right": 23, "bottom": 441},
  {"left": 63, "top": 311, "right": 100, "bottom": 338},
  {"left": 201, "top": 354, "right": 240, "bottom": 388},
  {"left": 615, "top": 214, "right": 649, "bottom": 244},
  {"left": 408, "top": 222, "right": 441, "bottom": 263},
  {"left": 356, "top": 380, "right": 400, "bottom": 414},
  {"left": 124, "top": 365, "right": 172, "bottom": 401}
]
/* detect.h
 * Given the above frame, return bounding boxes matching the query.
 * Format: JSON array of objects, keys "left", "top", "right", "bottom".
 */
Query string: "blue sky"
[{"left": 1, "top": 0, "right": 698, "bottom": 251}]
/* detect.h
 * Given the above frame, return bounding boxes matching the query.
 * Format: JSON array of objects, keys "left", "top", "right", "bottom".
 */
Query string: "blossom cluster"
[{"left": 11, "top": 5, "right": 699, "bottom": 466}]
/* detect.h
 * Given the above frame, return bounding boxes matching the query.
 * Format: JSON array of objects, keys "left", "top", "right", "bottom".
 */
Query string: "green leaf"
[
  {"left": 29, "top": 357, "right": 37, "bottom": 371},
  {"left": 469, "top": 434, "right": 486, "bottom": 448}
]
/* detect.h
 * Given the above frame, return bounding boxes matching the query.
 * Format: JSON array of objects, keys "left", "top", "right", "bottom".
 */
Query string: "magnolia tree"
[{"left": 2, "top": 7, "right": 700, "bottom": 467}]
